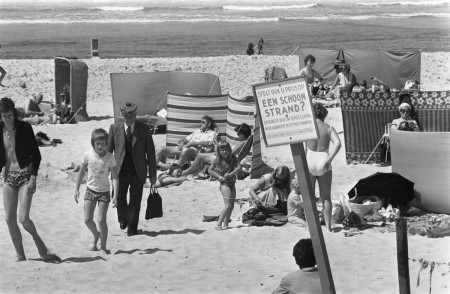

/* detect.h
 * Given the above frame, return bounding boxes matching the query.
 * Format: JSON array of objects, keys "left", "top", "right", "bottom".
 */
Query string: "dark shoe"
[
  {"left": 119, "top": 221, "right": 127, "bottom": 230},
  {"left": 127, "top": 230, "right": 138, "bottom": 237}
]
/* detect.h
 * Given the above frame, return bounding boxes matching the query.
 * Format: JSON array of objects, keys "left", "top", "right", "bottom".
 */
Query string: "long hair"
[
  {"left": 215, "top": 141, "right": 237, "bottom": 173},
  {"left": 271, "top": 165, "right": 292, "bottom": 194},
  {"left": 0, "top": 97, "right": 19, "bottom": 123},
  {"left": 202, "top": 115, "right": 216, "bottom": 131}
]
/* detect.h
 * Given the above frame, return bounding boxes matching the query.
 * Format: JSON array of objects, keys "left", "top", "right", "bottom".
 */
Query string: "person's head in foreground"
[
  {"left": 272, "top": 165, "right": 292, "bottom": 193},
  {"left": 120, "top": 102, "right": 138, "bottom": 126},
  {"left": 200, "top": 115, "right": 215, "bottom": 132},
  {"left": 33, "top": 92, "right": 44, "bottom": 105},
  {"left": 0, "top": 97, "right": 19, "bottom": 127},
  {"left": 313, "top": 102, "right": 328, "bottom": 121},
  {"left": 91, "top": 128, "right": 109, "bottom": 157},
  {"left": 398, "top": 102, "right": 411, "bottom": 119},
  {"left": 304, "top": 54, "right": 316, "bottom": 68},
  {"left": 234, "top": 123, "right": 251, "bottom": 140},
  {"left": 293, "top": 238, "right": 316, "bottom": 269}
]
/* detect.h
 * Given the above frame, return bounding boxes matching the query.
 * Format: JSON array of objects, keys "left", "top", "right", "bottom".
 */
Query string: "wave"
[
  {"left": 95, "top": 6, "right": 145, "bottom": 11},
  {"left": 357, "top": 1, "right": 450, "bottom": 7},
  {"left": 0, "top": 17, "right": 280, "bottom": 25},
  {"left": 223, "top": 4, "right": 318, "bottom": 11},
  {"left": 280, "top": 12, "right": 450, "bottom": 21}
]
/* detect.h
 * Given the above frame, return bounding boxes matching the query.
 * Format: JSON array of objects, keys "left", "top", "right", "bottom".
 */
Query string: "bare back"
[{"left": 306, "top": 119, "right": 331, "bottom": 152}]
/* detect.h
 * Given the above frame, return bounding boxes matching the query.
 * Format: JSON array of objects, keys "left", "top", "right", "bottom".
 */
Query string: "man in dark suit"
[{"left": 107, "top": 102, "right": 157, "bottom": 236}]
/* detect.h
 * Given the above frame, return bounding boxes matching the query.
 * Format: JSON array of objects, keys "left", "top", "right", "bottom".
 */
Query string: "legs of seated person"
[
  {"left": 177, "top": 147, "right": 198, "bottom": 167},
  {"left": 181, "top": 153, "right": 214, "bottom": 176},
  {"left": 155, "top": 146, "right": 180, "bottom": 168}
]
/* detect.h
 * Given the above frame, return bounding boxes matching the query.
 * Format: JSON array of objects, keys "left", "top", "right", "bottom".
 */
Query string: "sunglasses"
[{"left": 400, "top": 109, "right": 410, "bottom": 114}]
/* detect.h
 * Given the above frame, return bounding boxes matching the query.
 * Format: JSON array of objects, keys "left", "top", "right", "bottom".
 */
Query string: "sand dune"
[{"left": 0, "top": 53, "right": 449, "bottom": 293}]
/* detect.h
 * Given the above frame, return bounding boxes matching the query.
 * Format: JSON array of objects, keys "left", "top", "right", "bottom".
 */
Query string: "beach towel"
[{"left": 340, "top": 91, "right": 450, "bottom": 164}]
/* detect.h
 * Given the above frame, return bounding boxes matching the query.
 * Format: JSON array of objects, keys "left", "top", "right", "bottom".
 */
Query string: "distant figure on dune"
[
  {"left": 272, "top": 238, "right": 322, "bottom": 294},
  {"left": 246, "top": 42, "right": 255, "bottom": 56},
  {"left": 0, "top": 97, "right": 60, "bottom": 262},
  {"left": 255, "top": 38, "right": 264, "bottom": 55}
]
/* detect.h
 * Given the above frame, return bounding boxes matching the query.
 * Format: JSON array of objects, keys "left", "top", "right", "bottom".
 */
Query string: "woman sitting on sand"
[
  {"left": 248, "top": 165, "right": 292, "bottom": 214},
  {"left": 305, "top": 102, "right": 341, "bottom": 232}
]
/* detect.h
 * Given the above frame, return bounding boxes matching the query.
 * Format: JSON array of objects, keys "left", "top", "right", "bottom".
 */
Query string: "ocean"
[{"left": 0, "top": 0, "right": 449, "bottom": 59}]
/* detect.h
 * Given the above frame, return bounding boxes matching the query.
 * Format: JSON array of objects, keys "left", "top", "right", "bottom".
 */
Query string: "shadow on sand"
[
  {"left": 141, "top": 228, "right": 206, "bottom": 237},
  {"left": 114, "top": 248, "right": 173, "bottom": 255}
]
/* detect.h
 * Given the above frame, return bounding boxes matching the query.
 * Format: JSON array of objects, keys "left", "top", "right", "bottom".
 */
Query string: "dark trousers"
[{"left": 117, "top": 175, "right": 144, "bottom": 233}]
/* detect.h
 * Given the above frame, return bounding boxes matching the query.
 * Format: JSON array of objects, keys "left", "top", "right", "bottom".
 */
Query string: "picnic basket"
[{"left": 349, "top": 196, "right": 383, "bottom": 218}]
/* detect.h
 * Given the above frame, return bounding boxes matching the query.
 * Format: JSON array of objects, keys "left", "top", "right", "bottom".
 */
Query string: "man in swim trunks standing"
[{"left": 0, "top": 97, "right": 59, "bottom": 262}]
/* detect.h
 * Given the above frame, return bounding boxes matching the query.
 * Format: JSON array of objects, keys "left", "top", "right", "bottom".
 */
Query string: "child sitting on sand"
[
  {"left": 74, "top": 129, "right": 118, "bottom": 254},
  {"left": 208, "top": 141, "right": 241, "bottom": 231}
]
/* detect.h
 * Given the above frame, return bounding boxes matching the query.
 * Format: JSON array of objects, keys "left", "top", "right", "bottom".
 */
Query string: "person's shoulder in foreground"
[{"left": 272, "top": 238, "right": 323, "bottom": 294}]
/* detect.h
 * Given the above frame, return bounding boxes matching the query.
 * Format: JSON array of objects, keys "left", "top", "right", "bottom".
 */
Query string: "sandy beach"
[{"left": 0, "top": 52, "right": 449, "bottom": 293}]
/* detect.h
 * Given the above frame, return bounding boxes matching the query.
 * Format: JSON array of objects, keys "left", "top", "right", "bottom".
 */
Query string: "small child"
[
  {"left": 208, "top": 141, "right": 241, "bottom": 231},
  {"left": 74, "top": 129, "right": 118, "bottom": 254}
]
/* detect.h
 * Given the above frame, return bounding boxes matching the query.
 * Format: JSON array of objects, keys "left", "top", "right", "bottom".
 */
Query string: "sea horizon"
[{"left": 0, "top": 0, "right": 449, "bottom": 59}]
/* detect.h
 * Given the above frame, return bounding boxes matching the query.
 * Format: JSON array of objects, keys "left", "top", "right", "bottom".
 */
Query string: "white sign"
[{"left": 252, "top": 77, "right": 318, "bottom": 147}]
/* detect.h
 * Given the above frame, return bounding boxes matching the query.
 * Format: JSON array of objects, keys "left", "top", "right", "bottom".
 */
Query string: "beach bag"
[{"left": 145, "top": 185, "right": 163, "bottom": 220}]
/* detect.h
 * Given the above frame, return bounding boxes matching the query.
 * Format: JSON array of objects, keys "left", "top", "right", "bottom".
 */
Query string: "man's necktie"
[{"left": 126, "top": 126, "right": 132, "bottom": 142}]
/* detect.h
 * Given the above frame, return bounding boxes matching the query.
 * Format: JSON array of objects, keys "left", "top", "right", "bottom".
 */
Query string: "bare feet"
[
  {"left": 41, "top": 253, "right": 61, "bottom": 262},
  {"left": 214, "top": 225, "right": 222, "bottom": 231},
  {"left": 88, "top": 232, "right": 101, "bottom": 251}
]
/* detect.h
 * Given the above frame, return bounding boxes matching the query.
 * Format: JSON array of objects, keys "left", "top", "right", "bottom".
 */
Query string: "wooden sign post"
[
  {"left": 252, "top": 77, "right": 336, "bottom": 294},
  {"left": 91, "top": 38, "right": 99, "bottom": 58}
]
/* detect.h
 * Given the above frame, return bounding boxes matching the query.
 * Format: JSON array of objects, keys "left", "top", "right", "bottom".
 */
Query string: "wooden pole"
[
  {"left": 290, "top": 144, "right": 336, "bottom": 294},
  {"left": 91, "top": 38, "right": 99, "bottom": 58},
  {"left": 396, "top": 218, "right": 411, "bottom": 294}
]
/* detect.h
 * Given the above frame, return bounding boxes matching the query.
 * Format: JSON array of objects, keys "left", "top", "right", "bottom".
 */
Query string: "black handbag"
[{"left": 145, "top": 185, "right": 163, "bottom": 220}]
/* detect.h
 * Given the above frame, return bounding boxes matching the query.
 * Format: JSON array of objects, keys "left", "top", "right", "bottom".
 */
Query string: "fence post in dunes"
[
  {"left": 91, "top": 38, "right": 99, "bottom": 58},
  {"left": 396, "top": 218, "right": 411, "bottom": 294}
]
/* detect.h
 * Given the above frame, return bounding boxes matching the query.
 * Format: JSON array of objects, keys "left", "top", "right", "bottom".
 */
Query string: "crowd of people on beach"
[{"left": 1, "top": 51, "right": 448, "bottom": 294}]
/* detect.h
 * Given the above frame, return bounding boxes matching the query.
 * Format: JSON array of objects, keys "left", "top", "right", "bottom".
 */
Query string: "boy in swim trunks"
[
  {"left": 0, "top": 97, "right": 60, "bottom": 262},
  {"left": 74, "top": 128, "right": 119, "bottom": 254}
]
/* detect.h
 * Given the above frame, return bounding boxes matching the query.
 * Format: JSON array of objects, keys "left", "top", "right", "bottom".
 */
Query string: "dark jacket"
[
  {"left": 106, "top": 120, "right": 157, "bottom": 184},
  {"left": 0, "top": 120, "right": 41, "bottom": 176}
]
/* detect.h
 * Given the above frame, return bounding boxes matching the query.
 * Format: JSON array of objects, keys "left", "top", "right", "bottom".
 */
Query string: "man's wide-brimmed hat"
[{"left": 120, "top": 102, "right": 137, "bottom": 114}]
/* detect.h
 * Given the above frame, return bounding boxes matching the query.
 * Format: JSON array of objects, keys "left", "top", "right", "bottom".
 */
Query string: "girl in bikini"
[
  {"left": 208, "top": 141, "right": 241, "bottom": 231},
  {"left": 305, "top": 102, "right": 341, "bottom": 232}
]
